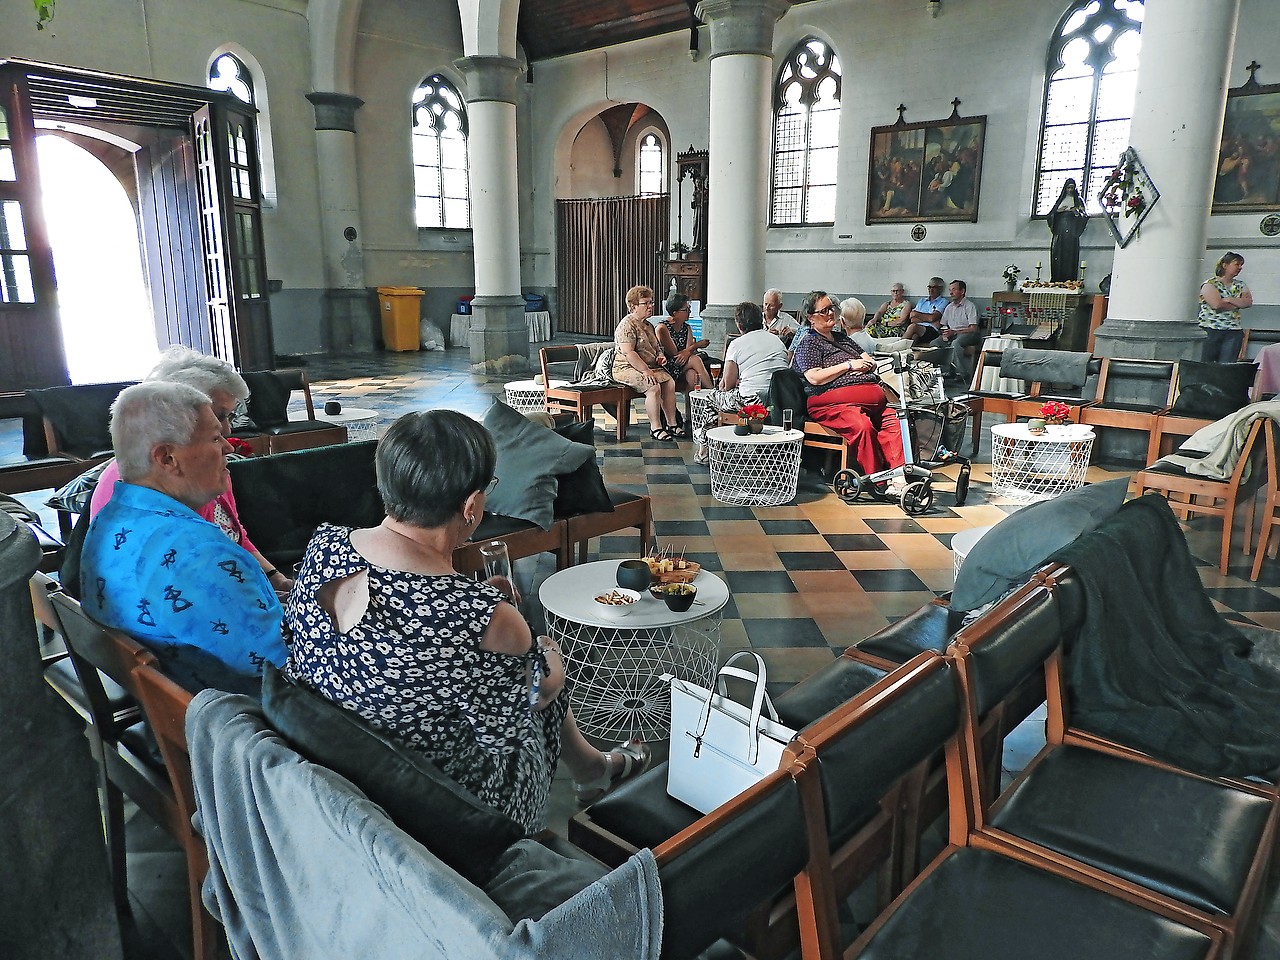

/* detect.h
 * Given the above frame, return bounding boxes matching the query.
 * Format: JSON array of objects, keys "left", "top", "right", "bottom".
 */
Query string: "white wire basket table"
[
  {"left": 538, "top": 560, "right": 730, "bottom": 742},
  {"left": 309, "top": 406, "right": 380, "bottom": 441},
  {"left": 502, "top": 378, "right": 565, "bottom": 414},
  {"left": 689, "top": 389, "right": 722, "bottom": 440},
  {"left": 989, "top": 422, "right": 1094, "bottom": 502},
  {"left": 706, "top": 425, "right": 804, "bottom": 506}
]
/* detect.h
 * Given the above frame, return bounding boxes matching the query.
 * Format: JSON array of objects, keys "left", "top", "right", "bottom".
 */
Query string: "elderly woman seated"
[
  {"left": 691, "top": 301, "right": 789, "bottom": 461},
  {"left": 791, "top": 290, "right": 906, "bottom": 489},
  {"left": 282, "top": 410, "right": 650, "bottom": 833},
  {"left": 89, "top": 345, "right": 291, "bottom": 594},
  {"left": 612, "top": 285, "right": 683, "bottom": 441},
  {"left": 80, "top": 381, "right": 289, "bottom": 693},
  {"left": 655, "top": 293, "right": 713, "bottom": 394}
]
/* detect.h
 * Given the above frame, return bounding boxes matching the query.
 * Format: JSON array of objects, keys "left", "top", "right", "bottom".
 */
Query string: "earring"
[{"left": 465, "top": 512, "right": 475, "bottom": 525}]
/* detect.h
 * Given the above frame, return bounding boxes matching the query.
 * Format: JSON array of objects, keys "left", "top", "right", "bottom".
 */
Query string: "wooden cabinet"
[{"left": 667, "top": 258, "right": 704, "bottom": 305}]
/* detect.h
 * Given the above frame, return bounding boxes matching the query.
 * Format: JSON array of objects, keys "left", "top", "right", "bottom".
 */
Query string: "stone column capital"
[
  {"left": 694, "top": 0, "right": 791, "bottom": 57},
  {"left": 453, "top": 56, "right": 525, "bottom": 104},
  {"left": 305, "top": 92, "right": 365, "bottom": 132}
]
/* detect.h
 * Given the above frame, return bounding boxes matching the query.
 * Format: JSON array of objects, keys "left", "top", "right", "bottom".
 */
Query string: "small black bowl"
[
  {"left": 616, "top": 559, "right": 653, "bottom": 591},
  {"left": 651, "top": 582, "right": 697, "bottom": 612}
]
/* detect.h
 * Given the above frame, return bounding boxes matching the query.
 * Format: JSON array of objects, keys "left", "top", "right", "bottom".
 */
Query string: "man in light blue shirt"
[
  {"left": 904, "top": 277, "right": 949, "bottom": 344},
  {"left": 82, "top": 381, "right": 287, "bottom": 694}
]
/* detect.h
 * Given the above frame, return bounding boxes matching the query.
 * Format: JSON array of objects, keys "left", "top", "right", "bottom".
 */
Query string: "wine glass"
[{"left": 479, "top": 540, "right": 518, "bottom": 604}]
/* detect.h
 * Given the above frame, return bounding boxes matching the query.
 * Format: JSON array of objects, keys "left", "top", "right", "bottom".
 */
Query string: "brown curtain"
[{"left": 556, "top": 195, "right": 669, "bottom": 336}]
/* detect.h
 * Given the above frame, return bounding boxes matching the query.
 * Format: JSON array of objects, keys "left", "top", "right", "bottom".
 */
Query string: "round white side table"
[
  {"left": 503, "top": 378, "right": 565, "bottom": 414},
  {"left": 989, "top": 422, "right": 1094, "bottom": 502},
  {"left": 315, "top": 405, "right": 379, "bottom": 441},
  {"left": 689, "top": 389, "right": 721, "bottom": 441},
  {"left": 706, "top": 425, "right": 804, "bottom": 506},
  {"left": 539, "top": 560, "right": 730, "bottom": 742},
  {"left": 951, "top": 524, "right": 996, "bottom": 582}
]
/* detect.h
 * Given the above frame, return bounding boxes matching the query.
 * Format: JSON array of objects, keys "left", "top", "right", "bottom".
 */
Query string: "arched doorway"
[{"left": 35, "top": 135, "right": 158, "bottom": 383}]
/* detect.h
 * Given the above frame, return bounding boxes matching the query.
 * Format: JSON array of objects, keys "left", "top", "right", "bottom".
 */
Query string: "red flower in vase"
[
  {"left": 739, "top": 403, "right": 769, "bottom": 422},
  {"left": 1039, "top": 400, "right": 1071, "bottom": 425}
]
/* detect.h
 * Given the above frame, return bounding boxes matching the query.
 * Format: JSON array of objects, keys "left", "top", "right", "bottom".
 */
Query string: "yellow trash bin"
[{"left": 375, "top": 286, "right": 424, "bottom": 352}]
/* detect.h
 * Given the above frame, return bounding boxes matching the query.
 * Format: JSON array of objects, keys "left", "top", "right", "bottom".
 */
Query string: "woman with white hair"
[
  {"left": 88, "top": 345, "right": 292, "bottom": 593},
  {"left": 80, "top": 381, "right": 288, "bottom": 693}
]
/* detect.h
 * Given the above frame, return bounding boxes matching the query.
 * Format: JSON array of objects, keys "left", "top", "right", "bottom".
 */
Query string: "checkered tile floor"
[{"left": 298, "top": 340, "right": 1280, "bottom": 698}]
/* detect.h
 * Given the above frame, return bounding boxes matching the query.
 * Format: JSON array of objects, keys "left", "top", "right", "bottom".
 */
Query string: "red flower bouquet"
[
  {"left": 739, "top": 403, "right": 769, "bottom": 422},
  {"left": 1039, "top": 400, "right": 1071, "bottom": 425}
]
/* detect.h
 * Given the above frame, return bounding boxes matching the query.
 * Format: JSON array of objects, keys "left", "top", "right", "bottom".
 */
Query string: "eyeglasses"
[
  {"left": 810, "top": 304, "right": 837, "bottom": 316},
  {"left": 485, "top": 477, "right": 500, "bottom": 495},
  {"left": 214, "top": 400, "right": 248, "bottom": 425},
  {"left": 637, "top": 299, "right": 654, "bottom": 306}
]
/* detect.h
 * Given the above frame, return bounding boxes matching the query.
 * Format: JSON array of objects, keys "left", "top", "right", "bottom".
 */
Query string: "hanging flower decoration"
[
  {"left": 1124, "top": 194, "right": 1146, "bottom": 218},
  {"left": 1039, "top": 400, "right": 1071, "bottom": 425},
  {"left": 1098, "top": 146, "right": 1159, "bottom": 249},
  {"left": 739, "top": 403, "right": 769, "bottom": 422},
  {"left": 1001, "top": 264, "right": 1021, "bottom": 284}
]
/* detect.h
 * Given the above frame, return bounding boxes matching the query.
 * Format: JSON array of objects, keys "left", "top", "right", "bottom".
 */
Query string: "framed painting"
[
  {"left": 1212, "top": 77, "right": 1280, "bottom": 213},
  {"left": 867, "top": 109, "right": 986, "bottom": 224}
]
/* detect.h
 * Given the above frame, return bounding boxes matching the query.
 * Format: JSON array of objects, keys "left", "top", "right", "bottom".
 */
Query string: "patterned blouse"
[
  {"left": 613, "top": 314, "right": 663, "bottom": 374},
  {"left": 791, "top": 330, "right": 878, "bottom": 397},
  {"left": 661, "top": 319, "right": 695, "bottom": 378},
  {"left": 1198, "top": 276, "right": 1246, "bottom": 330},
  {"left": 867, "top": 301, "right": 908, "bottom": 339},
  {"left": 282, "top": 524, "right": 567, "bottom": 832}
]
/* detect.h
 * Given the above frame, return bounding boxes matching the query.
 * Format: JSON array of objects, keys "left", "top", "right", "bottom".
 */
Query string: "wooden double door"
[{"left": 0, "top": 59, "right": 273, "bottom": 390}]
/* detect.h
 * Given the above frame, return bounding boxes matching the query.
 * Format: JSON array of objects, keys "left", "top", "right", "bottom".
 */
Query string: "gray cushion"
[
  {"left": 951, "top": 477, "right": 1129, "bottom": 611},
  {"left": 1169, "top": 360, "right": 1256, "bottom": 420},
  {"left": 1000, "top": 349, "right": 1092, "bottom": 387},
  {"left": 483, "top": 402, "right": 594, "bottom": 530}
]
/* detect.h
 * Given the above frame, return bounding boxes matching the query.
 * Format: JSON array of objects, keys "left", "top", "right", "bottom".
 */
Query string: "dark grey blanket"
[{"left": 1053, "top": 494, "right": 1280, "bottom": 779}]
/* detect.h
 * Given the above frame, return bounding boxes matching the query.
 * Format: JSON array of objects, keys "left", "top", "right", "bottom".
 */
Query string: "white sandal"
[{"left": 572, "top": 739, "right": 652, "bottom": 805}]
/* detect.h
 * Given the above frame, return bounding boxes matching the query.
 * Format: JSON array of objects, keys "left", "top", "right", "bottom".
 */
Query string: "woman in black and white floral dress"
[{"left": 283, "top": 410, "right": 649, "bottom": 831}]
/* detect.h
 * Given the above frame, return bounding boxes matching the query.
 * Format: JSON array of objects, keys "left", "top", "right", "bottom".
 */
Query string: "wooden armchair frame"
[
  {"left": 1079, "top": 357, "right": 1177, "bottom": 466},
  {"left": 1133, "top": 418, "right": 1270, "bottom": 575},
  {"left": 1150, "top": 361, "right": 1259, "bottom": 461},
  {"left": 540, "top": 346, "right": 639, "bottom": 442},
  {"left": 949, "top": 569, "right": 1277, "bottom": 959}
]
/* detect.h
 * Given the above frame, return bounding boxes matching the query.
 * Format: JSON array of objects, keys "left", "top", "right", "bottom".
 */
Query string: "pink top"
[
  {"left": 1254, "top": 343, "right": 1280, "bottom": 398},
  {"left": 89, "top": 459, "right": 258, "bottom": 555}
]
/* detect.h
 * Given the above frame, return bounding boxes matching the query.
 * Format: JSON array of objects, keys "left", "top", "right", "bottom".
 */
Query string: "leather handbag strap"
[{"left": 694, "top": 651, "right": 779, "bottom": 764}]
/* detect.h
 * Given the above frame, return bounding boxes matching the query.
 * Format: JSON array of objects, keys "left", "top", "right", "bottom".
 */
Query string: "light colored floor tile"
[{"left": 733, "top": 593, "right": 814, "bottom": 619}]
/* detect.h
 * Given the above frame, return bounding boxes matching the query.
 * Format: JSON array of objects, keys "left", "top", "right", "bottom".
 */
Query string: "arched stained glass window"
[
  {"left": 771, "top": 38, "right": 841, "bottom": 226},
  {"left": 1035, "top": 0, "right": 1144, "bottom": 215},
  {"left": 637, "top": 132, "right": 665, "bottom": 196},
  {"left": 412, "top": 74, "right": 470, "bottom": 229},
  {"left": 208, "top": 53, "right": 254, "bottom": 106}
]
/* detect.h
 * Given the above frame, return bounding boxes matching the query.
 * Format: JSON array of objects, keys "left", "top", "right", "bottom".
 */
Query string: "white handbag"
[{"left": 665, "top": 652, "right": 798, "bottom": 814}]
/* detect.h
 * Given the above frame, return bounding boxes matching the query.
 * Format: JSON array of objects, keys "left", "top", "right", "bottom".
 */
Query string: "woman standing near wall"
[{"left": 1198, "top": 252, "right": 1253, "bottom": 363}]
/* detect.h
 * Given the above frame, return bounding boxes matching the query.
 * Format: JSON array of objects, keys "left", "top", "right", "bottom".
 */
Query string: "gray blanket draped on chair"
[
  {"left": 187, "top": 690, "right": 662, "bottom": 960},
  {"left": 1052, "top": 494, "right": 1280, "bottom": 779}
]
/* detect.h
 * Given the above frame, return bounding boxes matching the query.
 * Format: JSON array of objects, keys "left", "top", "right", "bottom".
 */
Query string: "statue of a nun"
[{"left": 1048, "top": 179, "right": 1088, "bottom": 282}]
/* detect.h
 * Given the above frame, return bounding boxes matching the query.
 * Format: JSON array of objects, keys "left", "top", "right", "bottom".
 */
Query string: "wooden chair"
[
  {"left": 452, "top": 514, "right": 570, "bottom": 575},
  {"left": 957, "top": 348, "right": 1032, "bottom": 455},
  {"left": 1133, "top": 417, "right": 1270, "bottom": 575},
  {"left": 50, "top": 592, "right": 174, "bottom": 919},
  {"left": 986, "top": 348, "right": 1102, "bottom": 431},
  {"left": 129, "top": 660, "right": 222, "bottom": 960},
  {"left": 27, "top": 381, "right": 134, "bottom": 461},
  {"left": 564, "top": 490, "right": 652, "bottom": 564},
  {"left": 1150, "top": 361, "right": 1258, "bottom": 460},
  {"left": 950, "top": 570, "right": 1277, "bottom": 959},
  {"left": 831, "top": 646, "right": 1223, "bottom": 959},
  {"left": 1079, "top": 357, "right": 1177, "bottom": 466},
  {"left": 240, "top": 368, "right": 348, "bottom": 455},
  {"left": 1248, "top": 421, "right": 1280, "bottom": 581},
  {"left": 540, "top": 346, "right": 638, "bottom": 442}
]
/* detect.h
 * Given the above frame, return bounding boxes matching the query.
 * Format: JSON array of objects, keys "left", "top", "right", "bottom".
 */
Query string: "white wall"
[{"left": 521, "top": 0, "right": 1280, "bottom": 323}]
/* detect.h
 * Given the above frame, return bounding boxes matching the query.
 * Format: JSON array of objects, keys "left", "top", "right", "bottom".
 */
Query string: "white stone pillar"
[
  {"left": 695, "top": 0, "right": 790, "bottom": 345},
  {"left": 305, "top": 92, "right": 371, "bottom": 352},
  {"left": 455, "top": 55, "right": 530, "bottom": 374},
  {"left": 1097, "top": 0, "right": 1242, "bottom": 360}
]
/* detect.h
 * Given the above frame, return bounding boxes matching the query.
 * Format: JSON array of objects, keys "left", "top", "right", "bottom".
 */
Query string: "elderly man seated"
[{"left": 81, "top": 381, "right": 288, "bottom": 694}]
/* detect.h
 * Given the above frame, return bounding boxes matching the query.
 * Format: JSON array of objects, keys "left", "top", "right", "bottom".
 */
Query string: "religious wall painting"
[
  {"left": 867, "top": 104, "right": 986, "bottom": 224},
  {"left": 1212, "top": 71, "right": 1280, "bottom": 214}
]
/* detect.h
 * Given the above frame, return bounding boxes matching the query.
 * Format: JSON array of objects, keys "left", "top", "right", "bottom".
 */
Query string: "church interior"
[{"left": 5, "top": 0, "right": 1280, "bottom": 957}]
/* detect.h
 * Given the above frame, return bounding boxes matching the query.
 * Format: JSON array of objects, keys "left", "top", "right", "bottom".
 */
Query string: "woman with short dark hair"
[
  {"left": 284, "top": 410, "right": 649, "bottom": 830},
  {"left": 656, "top": 293, "right": 713, "bottom": 394}
]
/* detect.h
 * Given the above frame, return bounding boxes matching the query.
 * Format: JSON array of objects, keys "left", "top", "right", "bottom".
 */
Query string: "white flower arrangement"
[{"left": 1001, "top": 264, "right": 1021, "bottom": 284}]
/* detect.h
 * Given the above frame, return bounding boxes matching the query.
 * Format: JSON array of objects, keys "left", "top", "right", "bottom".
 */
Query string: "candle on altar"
[
  {"left": 1036, "top": 261, "right": 1042, "bottom": 270},
  {"left": 1081, "top": 260, "right": 1087, "bottom": 270}
]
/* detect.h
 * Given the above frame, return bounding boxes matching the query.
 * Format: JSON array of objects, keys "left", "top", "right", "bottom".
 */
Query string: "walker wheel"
[
  {"left": 954, "top": 463, "right": 971, "bottom": 507},
  {"left": 901, "top": 480, "right": 934, "bottom": 515},
  {"left": 833, "top": 468, "right": 864, "bottom": 502}
]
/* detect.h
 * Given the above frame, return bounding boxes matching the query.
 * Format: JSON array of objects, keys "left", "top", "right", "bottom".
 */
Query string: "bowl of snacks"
[
  {"left": 616, "top": 559, "right": 653, "bottom": 591},
  {"left": 649, "top": 581, "right": 698, "bottom": 613},
  {"left": 593, "top": 588, "right": 641, "bottom": 619}
]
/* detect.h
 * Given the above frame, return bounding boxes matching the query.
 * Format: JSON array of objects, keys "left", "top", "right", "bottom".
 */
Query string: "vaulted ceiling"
[{"left": 516, "top": 0, "right": 810, "bottom": 63}]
